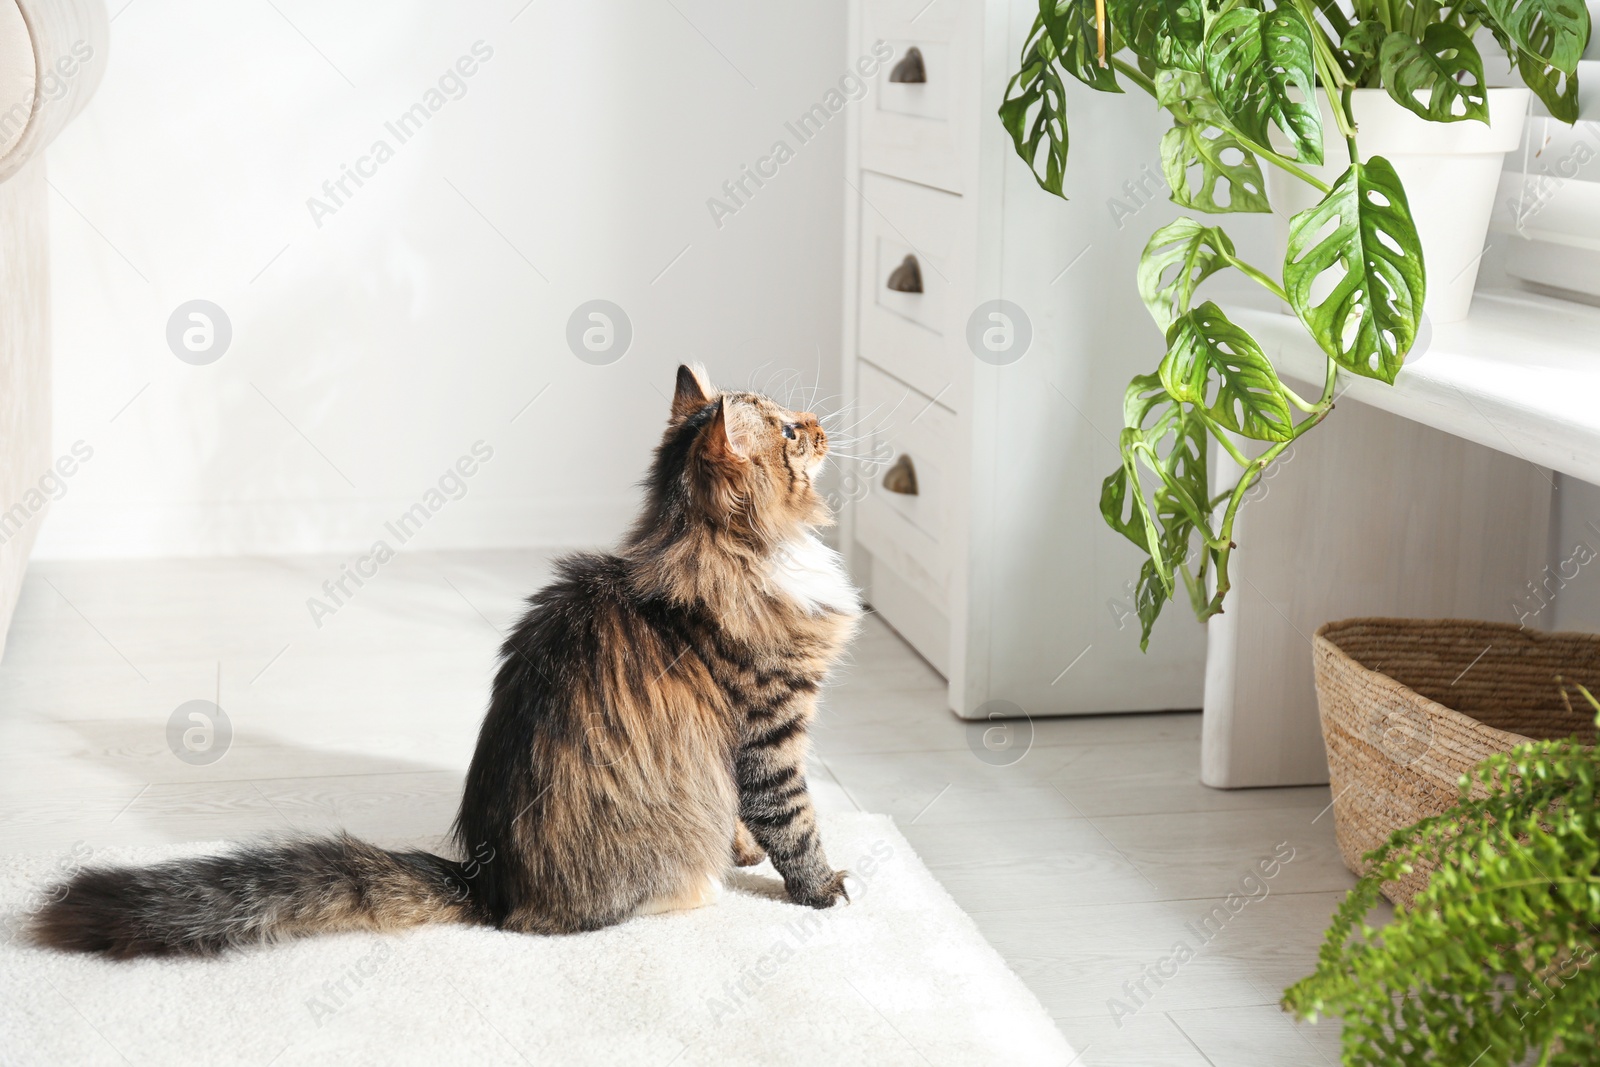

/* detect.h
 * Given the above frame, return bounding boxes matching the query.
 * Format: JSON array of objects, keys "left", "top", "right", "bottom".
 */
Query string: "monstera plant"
[{"left": 1001, "top": 0, "right": 1590, "bottom": 648}]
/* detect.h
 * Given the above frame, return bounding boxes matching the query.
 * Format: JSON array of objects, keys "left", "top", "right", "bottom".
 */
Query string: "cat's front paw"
[{"left": 789, "top": 870, "right": 850, "bottom": 909}]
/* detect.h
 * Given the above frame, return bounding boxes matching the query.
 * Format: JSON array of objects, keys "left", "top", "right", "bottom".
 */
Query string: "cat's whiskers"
[
  {"left": 745, "top": 360, "right": 776, "bottom": 394},
  {"left": 823, "top": 397, "right": 907, "bottom": 441}
]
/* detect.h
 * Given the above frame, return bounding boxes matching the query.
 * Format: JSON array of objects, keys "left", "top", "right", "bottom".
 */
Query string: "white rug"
[{"left": 0, "top": 813, "right": 1074, "bottom": 1066}]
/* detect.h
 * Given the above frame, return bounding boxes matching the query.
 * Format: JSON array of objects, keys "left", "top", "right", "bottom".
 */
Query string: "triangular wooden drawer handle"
[
  {"left": 889, "top": 46, "right": 926, "bottom": 84},
  {"left": 886, "top": 254, "right": 923, "bottom": 293},
  {"left": 882, "top": 454, "right": 919, "bottom": 495}
]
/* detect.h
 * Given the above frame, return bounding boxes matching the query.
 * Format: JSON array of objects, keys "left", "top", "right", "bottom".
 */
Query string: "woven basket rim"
[
  {"left": 1314, "top": 616, "right": 1600, "bottom": 643},
  {"left": 1310, "top": 616, "right": 1569, "bottom": 747}
]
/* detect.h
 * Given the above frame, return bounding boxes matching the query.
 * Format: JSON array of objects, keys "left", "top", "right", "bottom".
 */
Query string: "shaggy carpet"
[{"left": 0, "top": 812, "right": 1074, "bottom": 1065}]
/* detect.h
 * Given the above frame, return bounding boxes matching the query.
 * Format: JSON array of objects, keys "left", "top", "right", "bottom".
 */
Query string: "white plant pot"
[{"left": 1266, "top": 88, "right": 1529, "bottom": 324}]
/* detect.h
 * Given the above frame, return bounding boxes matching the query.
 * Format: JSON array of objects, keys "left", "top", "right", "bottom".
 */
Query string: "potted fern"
[
  {"left": 1283, "top": 689, "right": 1600, "bottom": 1062},
  {"left": 1001, "top": 0, "right": 1590, "bottom": 648}
]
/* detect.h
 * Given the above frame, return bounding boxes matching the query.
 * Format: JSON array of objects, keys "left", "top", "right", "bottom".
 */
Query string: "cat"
[{"left": 33, "top": 365, "right": 860, "bottom": 957}]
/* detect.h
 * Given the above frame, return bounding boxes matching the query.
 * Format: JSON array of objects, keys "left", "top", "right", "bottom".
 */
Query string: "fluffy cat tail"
[{"left": 31, "top": 834, "right": 479, "bottom": 959}]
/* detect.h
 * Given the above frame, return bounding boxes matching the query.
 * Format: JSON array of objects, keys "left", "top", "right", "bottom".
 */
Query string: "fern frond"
[{"left": 1283, "top": 709, "right": 1600, "bottom": 1065}]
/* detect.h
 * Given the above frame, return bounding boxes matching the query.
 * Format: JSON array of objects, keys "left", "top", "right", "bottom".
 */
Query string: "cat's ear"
[
  {"left": 703, "top": 396, "right": 749, "bottom": 462},
  {"left": 671, "top": 364, "right": 714, "bottom": 421}
]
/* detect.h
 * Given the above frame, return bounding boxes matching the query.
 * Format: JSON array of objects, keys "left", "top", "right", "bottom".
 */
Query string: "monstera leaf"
[
  {"left": 1133, "top": 439, "right": 1206, "bottom": 647},
  {"left": 1107, "top": 0, "right": 1206, "bottom": 72},
  {"left": 1101, "top": 381, "right": 1213, "bottom": 647},
  {"left": 1130, "top": 557, "right": 1170, "bottom": 649},
  {"left": 1000, "top": 2, "right": 1128, "bottom": 195},
  {"left": 1138, "top": 218, "right": 1236, "bottom": 329},
  {"left": 1000, "top": 18, "right": 1073, "bottom": 196},
  {"left": 1103, "top": 375, "right": 1175, "bottom": 552},
  {"left": 1104, "top": 428, "right": 1166, "bottom": 566},
  {"left": 1157, "top": 71, "right": 1271, "bottom": 213},
  {"left": 1476, "top": 0, "right": 1589, "bottom": 72},
  {"left": 1123, "top": 369, "right": 1171, "bottom": 430},
  {"left": 1380, "top": 25, "right": 1489, "bottom": 122},
  {"left": 1104, "top": 377, "right": 1208, "bottom": 557},
  {"left": 1159, "top": 302, "right": 1295, "bottom": 442},
  {"left": 1148, "top": 397, "right": 1213, "bottom": 531},
  {"left": 1284, "top": 158, "right": 1425, "bottom": 384},
  {"left": 1204, "top": 6, "right": 1324, "bottom": 164},
  {"left": 1039, "top": 0, "right": 1121, "bottom": 93},
  {"left": 1472, "top": 1, "right": 1585, "bottom": 120},
  {"left": 1341, "top": 19, "right": 1389, "bottom": 84},
  {"left": 1519, "top": 50, "right": 1581, "bottom": 121}
]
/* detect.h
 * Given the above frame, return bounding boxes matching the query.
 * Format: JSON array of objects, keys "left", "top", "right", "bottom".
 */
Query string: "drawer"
[
  {"left": 860, "top": 0, "right": 976, "bottom": 195},
  {"left": 867, "top": 559, "right": 951, "bottom": 678},
  {"left": 852, "top": 360, "right": 956, "bottom": 613},
  {"left": 855, "top": 171, "right": 966, "bottom": 405}
]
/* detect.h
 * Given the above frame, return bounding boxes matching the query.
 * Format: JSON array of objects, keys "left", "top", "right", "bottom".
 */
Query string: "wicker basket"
[{"left": 1313, "top": 618, "right": 1600, "bottom": 906}]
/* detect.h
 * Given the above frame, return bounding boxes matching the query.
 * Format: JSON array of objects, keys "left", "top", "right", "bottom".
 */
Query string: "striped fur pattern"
[{"left": 33, "top": 365, "right": 859, "bottom": 957}]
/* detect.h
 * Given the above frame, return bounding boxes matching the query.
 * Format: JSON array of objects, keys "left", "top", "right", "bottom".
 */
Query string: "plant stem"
[
  {"left": 1110, "top": 57, "right": 1156, "bottom": 97},
  {"left": 1282, "top": 344, "right": 1339, "bottom": 414},
  {"left": 1225, "top": 255, "right": 1289, "bottom": 303},
  {"left": 1279, "top": 380, "right": 1324, "bottom": 415},
  {"left": 1200, "top": 446, "right": 1284, "bottom": 609},
  {"left": 1206, "top": 424, "right": 1253, "bottom": 469},
  {"left": 1297, "top": 0, "right": 1358, "bottom": 146},
  {"left": 1300, "top": 0, "right": 1353, "bottom": 90},
  {"left": 1237, "top": 135, "right": 1333, "bottom": 193},
  {"left": 1201, "top": 405, "right": 1333, "bottom": 617},
  {"left": 1310, "top": 0, "right": 1354, "bottom": 43},
  {"left": 1341, "top": 86, "right": 1360, "bottom": 165}
]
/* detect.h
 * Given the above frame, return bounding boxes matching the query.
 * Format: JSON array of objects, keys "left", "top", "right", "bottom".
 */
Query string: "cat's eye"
[{"left": 782, "top": 423, "right": 798, "bottom": 440}]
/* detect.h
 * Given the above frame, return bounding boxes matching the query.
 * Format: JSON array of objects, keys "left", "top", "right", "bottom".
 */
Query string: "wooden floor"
[{"left": 0, "top": 550, "right": 1374, "bottom": 1066}]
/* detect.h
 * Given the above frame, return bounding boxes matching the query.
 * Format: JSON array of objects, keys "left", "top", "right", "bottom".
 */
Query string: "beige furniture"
[{"left": 0, "top": 0, "right": 106, "bottom": 660}]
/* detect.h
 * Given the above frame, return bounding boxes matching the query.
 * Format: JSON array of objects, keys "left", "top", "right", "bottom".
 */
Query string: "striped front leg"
[{"left": 735, "top": 692, "right": 847, "bottom": 908}]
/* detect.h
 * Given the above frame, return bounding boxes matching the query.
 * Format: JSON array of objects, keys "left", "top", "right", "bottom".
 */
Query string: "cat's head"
[{"left": 657, "top": 363, "right": 832, "bottom": 539}]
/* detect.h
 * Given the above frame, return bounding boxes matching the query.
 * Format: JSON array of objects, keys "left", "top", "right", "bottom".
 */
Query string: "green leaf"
[
  {"left": 1142, "top": 407, "right": 1211, "bottom": 647},
  {"left": 1102, "top": 375, "right": 1175, "bottom": 552},
  {"left": 1476, "top": 0, "right": 1589, "bottom": 73},
  {"left": 1150, "top": 400, "right": 1212, "bottom": 528},
  {"left": 1470, "top": 0, "right": 1586, "bottom": 119},
  {"left": 1106, "top": 0, "right": 1206, "bottom": 72},
  {"left": 1000, "top": 17, "right": 1073, "bottom": 196},
  {"left": 1102, "top": 428, "right": 1167, "bottom": 563},
  {"left": 1102, "top": 386, "right": 1213, "bottom": 649},
  {"left": 1518, "top": 49, "right": 1582, "bottom": 122},
  {"left": 1132, "top": 558, "right": 1171, "bottom": 651},
  {"left": 1160, "top": 302, "right": 1295, "bottom": 441},
  {"left": 1123, "top": 370, "right": 1170, "bottom": 430},
  {"left": 1341, "top": 19, "right": 1388, "bottom": 84},
  {"left": 1138, "top": 218, "right": 1236, "bottom": 330},
  {"left": 1039, "top": 0, "right": 1121, "bottom": 93},
  {"left": 1379, "top": 25, "right": 1489, "bottom": 123},
  {"left": 1284, "top": 157, "right": 1425, "bottom": 384},
  {"left": 1156, "top": 71, "right": 1271, "bottom": 214},
  {"left": 1203, "top": 6, "right": 1324, "bottom": 164},
  {"left": 1283, "top": 714, "right": 1600, "bottom": 1065},
  {"left": 1102, "top": 443, "right": 1155, "bottom": 553},
  {"left": 1135, "top": 491, "right": 1194, "bottom": 649}
]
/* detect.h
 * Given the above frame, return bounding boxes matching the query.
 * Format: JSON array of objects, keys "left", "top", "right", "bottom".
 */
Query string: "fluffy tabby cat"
[{"left": 34, "top": 365, "right": 860, "bottom": 958}]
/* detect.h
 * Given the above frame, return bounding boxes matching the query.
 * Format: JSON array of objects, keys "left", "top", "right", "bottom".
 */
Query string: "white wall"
[{"left": 33, "top": 0, "right": 846, "bottom": 559}]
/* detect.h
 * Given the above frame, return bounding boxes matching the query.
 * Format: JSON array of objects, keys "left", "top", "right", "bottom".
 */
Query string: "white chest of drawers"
[{"left": 837, "top": 0, "right": 1208, "bottom": 719}]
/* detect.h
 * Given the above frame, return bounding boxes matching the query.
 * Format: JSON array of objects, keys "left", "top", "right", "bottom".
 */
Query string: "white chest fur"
[{"left": 766, "top": 534, "right": 860, "bottom": 616}]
